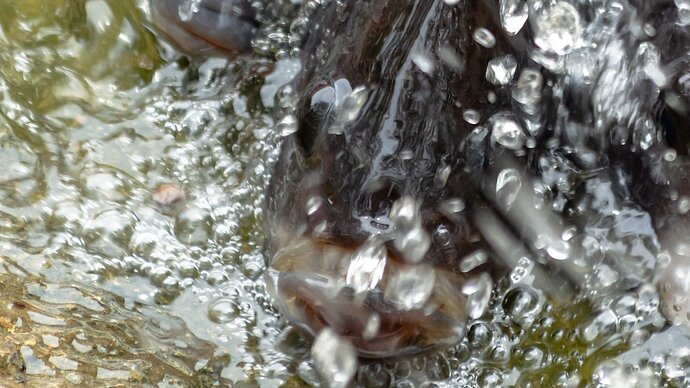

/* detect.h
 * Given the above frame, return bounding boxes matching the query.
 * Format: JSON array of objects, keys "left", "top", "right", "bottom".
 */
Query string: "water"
[{"left": 1, "top": 0, "right": 690, "bottom": 386}]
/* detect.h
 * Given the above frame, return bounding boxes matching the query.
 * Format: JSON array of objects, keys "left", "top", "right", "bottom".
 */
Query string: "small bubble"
[
  {"left": 679, "top": 196, "right": 690, "bottom": 214},
  {"left": 467, "top": 322, "right": 493, "bottom": 349},
  {"left": 208, "top": 298, "right": 240, "bottom": 323},
  {"left": 503, "top": 286, "right": 541, "bottom": 321},
  {"left": 463, "top": 109, "right": 481, "bottom": 125},
  {"left": 473, "top": 28, "right": 496, "bottom": 48}
]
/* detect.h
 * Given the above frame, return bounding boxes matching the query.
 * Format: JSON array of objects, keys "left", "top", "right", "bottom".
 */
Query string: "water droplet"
[
  {"left": 434, "top": 164, "right": 452, "bottom": 189},
  {"left": 177, "top": 0, "right": 201, "bottom": 22},
  {"left": 277, "top": 114, "right": 297, "bottom": 136},
  {"left": 463, "top": 109, "right": 481, "bottom": 124},
  {"left": 490, "top": 112, "right": 526, "bottom": 150},
  {"left": 532, "top": 1, "right": 582, "bottom": 55},
  {"left": 500, "top": 0, "right": 529, "bottom": 35},
  {"left": 486, "top": 54, "right": 518, "bottom": 85},
  {"left": 512, "top": 69, "right": 543, "bottom": 112},
  {"left": 412, "top": 49, "right": 435, "bottom": 75},
  {"left": 346, "top": 240, "right": 387, "bottom": 294},
  {"left": 460, "top": 250, "right": 488, "bottom": 273},
  {"left": 473, "top": 28, "right": 496, "bottom": 48},
  {"left": 638, "top": 43, "right": 667, "bottom": 87},
  {"left": 462, "top": 273, "right": 493, "bottom": 319},
  {"left": 438, "top": 46, "right": 464, "bottom": 71},
  {"left": 390, "top": 196, "right": 419, "bottom": 228},
  {"left": 664, "top": 149, "right": 678, "bottom": 162},
  {"left": 338, "top": 86, "right": 368, "bottom": 123},
  {"left": 305, "top": 195, "right": 323, "bottom": 216},
  {"left": 679, "top": 196, "right": 690, "bottom": 214},
  {"left": 384, "top": 265, "right": 436, "bottom": 310},
  {"left": 677, "top": 0, "right": 690, "bottom": 25},
  {"left": 487, "top": 91, "right": 498, "bottom": 104},
  {"left": 580, "top": 309, "right": 618, "bottom": 343},
  {"left": 503, "top": 286, "right": 541, "bottom": 321},
  {"left": 496, "top": 168, "right": 522, "bottom": 210},
  {"left": 467, "top": 322, "right": 493, "bottom": 349},
  {"left": 546, "top": 239, "right": 571, "bottom": 261},
  {"left": 521, "top": 346, "right": 544, "bottom": 369},
  {"left": 362, "top": 314, "right": 380, "bottom": 340},
  {"left": 394, "top": 225, "right": 431, "bottom": 264},
  {"left": 439, "top": 198, "right": 466, "bottom": 223},
  {"left": 311, "top": 328, "right": 358, "bottom": 388}
]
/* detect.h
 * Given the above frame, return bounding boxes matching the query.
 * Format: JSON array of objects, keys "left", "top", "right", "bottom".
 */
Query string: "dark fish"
[
  {"left": 151, "top": 0, "right": 690, "bottom": 358},
  {"left": 263, "top": 0, "right": 533, "bottom": 359}
]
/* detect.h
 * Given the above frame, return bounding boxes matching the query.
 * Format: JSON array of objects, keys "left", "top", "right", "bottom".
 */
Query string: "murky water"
[{"left": 1, "top": 0, "right": 689, "bottom": 387}]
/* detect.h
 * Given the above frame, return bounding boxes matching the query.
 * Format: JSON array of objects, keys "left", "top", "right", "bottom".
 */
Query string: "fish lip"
[{"left": 264, "top": 237, "right": 468, "bottom": 360}]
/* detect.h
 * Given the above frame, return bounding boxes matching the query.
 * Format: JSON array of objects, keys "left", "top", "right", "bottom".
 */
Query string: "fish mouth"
[{"left": 265, "top": 237, "right": 468, "bottom": 360}]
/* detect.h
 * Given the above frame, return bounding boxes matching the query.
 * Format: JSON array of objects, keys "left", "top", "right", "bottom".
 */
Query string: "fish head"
[{"left": 265, "top": 0, "right": 508, "bottom": 359}]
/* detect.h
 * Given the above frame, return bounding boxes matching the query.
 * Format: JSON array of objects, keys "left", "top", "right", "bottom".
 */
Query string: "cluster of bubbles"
[{"left": 0, "top": 0, "right": 309, "bottom": 384}]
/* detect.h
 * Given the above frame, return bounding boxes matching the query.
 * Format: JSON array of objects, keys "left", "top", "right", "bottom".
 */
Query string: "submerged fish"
[{"left": 152, "top": 0, "right": 690, "bottom": 361}]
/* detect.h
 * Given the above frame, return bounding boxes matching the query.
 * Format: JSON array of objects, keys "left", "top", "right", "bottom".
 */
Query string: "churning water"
[{"left": 0, "top": 0, "right": 689, "bottom": 387}]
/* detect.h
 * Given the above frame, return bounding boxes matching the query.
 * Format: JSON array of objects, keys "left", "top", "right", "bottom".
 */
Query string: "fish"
[
  {"left": 262, "top": 0, "right": 533, "bottom": 359},
  {"left": 151, "top": 0, "right": 690, "bottom": 361}
]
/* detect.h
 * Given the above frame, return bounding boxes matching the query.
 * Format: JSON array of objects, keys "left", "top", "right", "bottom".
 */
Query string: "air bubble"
[
  {"left": 463, "top": 109, "right": 481, "bottom": 125},
  {"left": 384, "top": 265, "right": 436, "bottom": 311},
  {"left": 462, "top": 273, "right": 493, "bottom": 319},
  {"left": 459, "top": 250, "right": 488, "bottom": 273},
  {"left": 311, "top": 329, "right": 357, "bottom": 388},
  {"left": 473, "top": 28, "right": 496, "bottom": 48},
  {"left": 486, "top": 55, "right": 518, "bottom": 85},
  {"left": 346, "top": 240, "right": 387, "bottom": 294},
  {"left": 499, "top": 0, "right": 529, "bottom": 35},
  {"left": 496, "top": 168, "right": 522, "bottom": 210},
  {"left": 490, "top": 112, "right": 526, "bottom": 150},
  {"left": 532, "top": 1, "right": 582, "bottom": 55}
]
